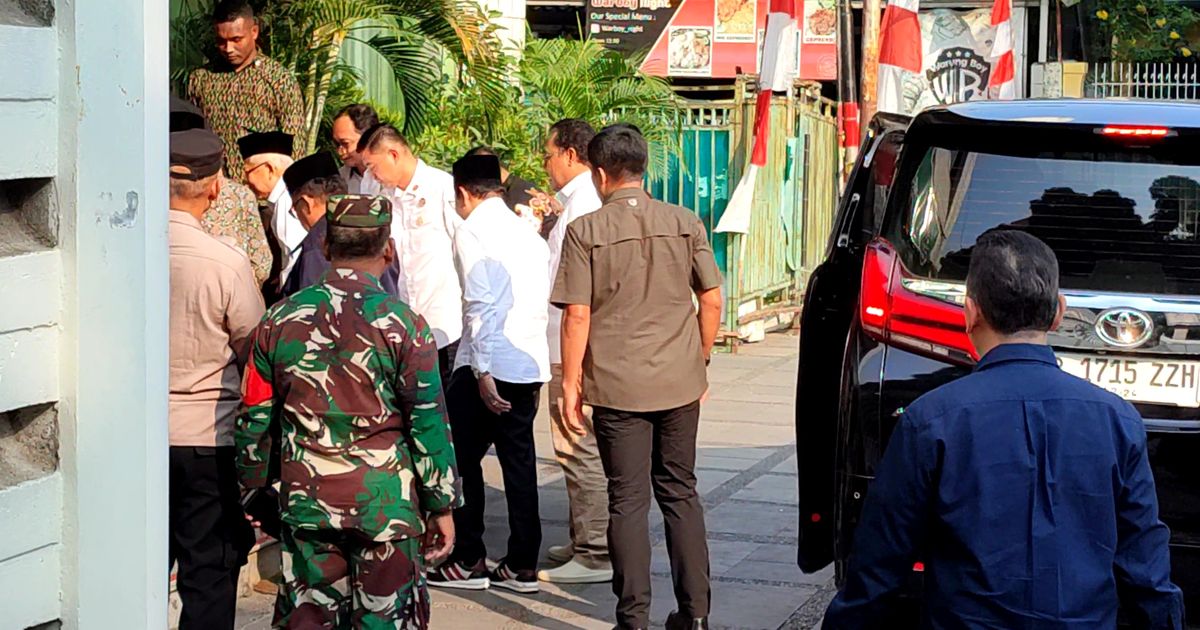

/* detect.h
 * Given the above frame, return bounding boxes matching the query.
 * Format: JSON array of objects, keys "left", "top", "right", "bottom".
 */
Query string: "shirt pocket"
[{"left": 405, "top": 198, "right": 436, "bottom": 230}]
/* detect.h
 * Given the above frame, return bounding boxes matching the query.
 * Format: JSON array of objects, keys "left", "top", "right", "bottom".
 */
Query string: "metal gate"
[
  {"left": 1086, "top": 62, "right": 1200, "bottom": 100},
  {"left": 646, "top": 82, "right": 840, "bottom": 341},
  {"left": 646, "top": 105, "right": 735, "bottom": 275}
]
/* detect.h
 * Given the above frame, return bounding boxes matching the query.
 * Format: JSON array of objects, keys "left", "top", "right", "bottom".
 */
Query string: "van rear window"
[{"left": 891, "top": 148, "right": 1200, "bottom": 295}]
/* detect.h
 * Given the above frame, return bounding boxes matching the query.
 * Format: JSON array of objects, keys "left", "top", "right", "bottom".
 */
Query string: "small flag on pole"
[
  {"left": 877, "top": 0, "right": 923, "bottom": 115},
  {"left": 988, "top": 0, "right": 1016, "bottom": 99},
  {"left": 715, "top": 0, "right": 798, "bottom": 235}
]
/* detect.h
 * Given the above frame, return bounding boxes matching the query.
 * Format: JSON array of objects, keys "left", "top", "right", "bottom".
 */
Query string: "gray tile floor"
[{"left": 236, "top": 332, "right": 832, "bottom": 629}]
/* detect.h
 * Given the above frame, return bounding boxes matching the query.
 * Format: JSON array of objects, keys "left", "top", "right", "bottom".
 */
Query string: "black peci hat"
[
  {"left": 452, "top": 154, "right": 502, "bottom": 188},
  {"left": 170, "top": 96, "right": 206, "bottom": 132},
  {"left": 283, "top": 152, "right": 339, "bottom": 196},
  {"left": 237, "top": 131, "right": 294, "bottom": 160}
]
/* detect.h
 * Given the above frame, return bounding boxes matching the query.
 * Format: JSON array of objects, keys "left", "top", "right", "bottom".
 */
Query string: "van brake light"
[{"left": 1099, "top": 125, "right": 1171, "bottom": 138}]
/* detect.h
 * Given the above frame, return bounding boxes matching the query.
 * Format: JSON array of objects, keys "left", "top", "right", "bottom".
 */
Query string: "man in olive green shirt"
[{"left": 551, "top": 124, "right": 723, "bottom": 630}]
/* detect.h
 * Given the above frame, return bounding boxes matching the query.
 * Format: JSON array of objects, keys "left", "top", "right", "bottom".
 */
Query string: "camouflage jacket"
[{"left": 237, "top": 268, "right": 462, "bottom": 541}]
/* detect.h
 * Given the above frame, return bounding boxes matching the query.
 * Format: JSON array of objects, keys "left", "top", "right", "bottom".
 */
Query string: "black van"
[{"left": 795, "top": 99, "right": 1200, "bottom": 613}]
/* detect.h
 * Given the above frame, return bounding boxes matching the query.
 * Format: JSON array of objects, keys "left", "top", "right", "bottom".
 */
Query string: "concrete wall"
[{"left": 0, "top": 0, "right": 169, "bottom": 627}]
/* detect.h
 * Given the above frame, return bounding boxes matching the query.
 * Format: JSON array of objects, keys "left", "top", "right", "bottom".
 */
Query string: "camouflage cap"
[{"left": 326, "top": 194, "right": 393, "bottom": 228}]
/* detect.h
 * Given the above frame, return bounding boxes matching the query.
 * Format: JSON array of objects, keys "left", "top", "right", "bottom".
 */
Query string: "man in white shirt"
[
  {"left": 358, "top": 123, "right": 464, "bottom": 386},
  {"left": 330, "top": 103, "right": 379, "bottom": 193},
  {"left": 426, "top": 153, "right": 550, "bottom": 595},
  {"left": 238, "top": 130, "right": 303, "bottom": 291},
  {"left": 536, "top": 119, "right": 614, "bottom": 584}
]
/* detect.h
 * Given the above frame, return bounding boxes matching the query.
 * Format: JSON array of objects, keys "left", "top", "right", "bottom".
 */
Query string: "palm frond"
[{"left": 360, "top": 32, "right": 447, "bottom": 136}]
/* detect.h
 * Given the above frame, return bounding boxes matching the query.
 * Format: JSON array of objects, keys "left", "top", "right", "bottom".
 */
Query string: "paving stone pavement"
[{"left": 235, "top": 332, "right": 832, "bottom": 629}]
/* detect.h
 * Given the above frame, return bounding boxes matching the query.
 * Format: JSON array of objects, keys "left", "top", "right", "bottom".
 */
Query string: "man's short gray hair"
[{"left": 169, "top": 173, "right": 219, "bottom": 200}]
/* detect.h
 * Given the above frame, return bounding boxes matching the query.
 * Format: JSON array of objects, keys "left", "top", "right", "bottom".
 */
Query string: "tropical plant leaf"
[{"left": 360, "top": 32, "right": 447, "bottom": 137}]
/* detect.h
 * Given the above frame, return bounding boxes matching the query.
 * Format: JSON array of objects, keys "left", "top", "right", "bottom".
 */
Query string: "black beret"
[
  {"left": 237, "top": 131, "right": 293, "bottom": 160},
  {"left": 452, "top": 154, "right": 502, "bottom": 187},
  {"left": 283, "top": 152, "right": 340, "bottom": 196},
  {"left": 170, "top": 96, "right": 206, "bottom": 132},
  {"left": 170, "top": 129, "right": 224, "bottom": 180}
]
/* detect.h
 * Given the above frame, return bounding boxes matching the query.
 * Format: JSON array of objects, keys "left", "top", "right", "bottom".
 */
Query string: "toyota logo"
[{"left": 1094, "top": 308, "right": 1154, "bottom": 348}]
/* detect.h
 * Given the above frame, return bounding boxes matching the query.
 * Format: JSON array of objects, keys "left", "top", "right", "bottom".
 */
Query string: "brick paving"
[{"left": 235, "top": 332, "right": 831, "bottom": 629}]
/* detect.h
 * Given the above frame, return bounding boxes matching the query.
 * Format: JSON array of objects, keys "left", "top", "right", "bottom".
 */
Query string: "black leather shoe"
[{"left": 665, "top": 611, "right": 709, "bottom": 630}]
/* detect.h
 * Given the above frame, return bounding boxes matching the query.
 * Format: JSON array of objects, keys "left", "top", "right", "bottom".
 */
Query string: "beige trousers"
[{"left": 548, "top": 363, "right": 610, "bottom": 567}]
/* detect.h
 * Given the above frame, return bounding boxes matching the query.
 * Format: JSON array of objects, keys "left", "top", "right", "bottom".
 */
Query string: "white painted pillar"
[{"left": 58, "top": 0, "right": 171, "bottom": 626}]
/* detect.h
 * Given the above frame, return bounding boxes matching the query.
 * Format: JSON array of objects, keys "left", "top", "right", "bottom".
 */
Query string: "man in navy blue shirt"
[{"left": 824, "top": 230, "right": 1183, "bottom": 629}]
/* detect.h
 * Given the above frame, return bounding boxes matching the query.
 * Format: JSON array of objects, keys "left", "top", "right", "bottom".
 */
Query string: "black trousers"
[
  {"left": 438, "top": 341, "right": 459, "bottom": 395},
  {"left": 169, "top": 446, "right": 254, "bottom": 630},
  {"left": 446, "top": 368, "right": 543, "bottom": 571},
  {"left": 594, "top": 401, "right": 711, "bottom": 629}
]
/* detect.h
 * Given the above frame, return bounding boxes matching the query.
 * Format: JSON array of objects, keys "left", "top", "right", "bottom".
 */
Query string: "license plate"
[{"left": 1056, "top": 354, "right": 1200, "bottom": 408}]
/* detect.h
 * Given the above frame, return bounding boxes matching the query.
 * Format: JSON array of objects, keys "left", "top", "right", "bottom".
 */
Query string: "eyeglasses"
[{"left": 244, "top": 161, "right": 268, "bottom": 177}]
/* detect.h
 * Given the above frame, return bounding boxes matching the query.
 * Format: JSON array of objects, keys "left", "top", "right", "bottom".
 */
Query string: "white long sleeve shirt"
[
  {"left": 339, "top": 164, "right": 364, "bottom": 194},
  {"left": 268, "top": 177, "right": 305, "bottom": 286},
  {"left": 453, "top": 197, "right": 551, "bottom": 384},
  {"left": 547, "top": 171, "right": 602, "bottom": 364},
  {"left": 361, "top": 162, "right": 464, "bottom": 348}
]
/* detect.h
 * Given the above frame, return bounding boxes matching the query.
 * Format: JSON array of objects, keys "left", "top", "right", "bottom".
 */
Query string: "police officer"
[
  {"left": 824, "top": 230, "right": 1183, "bottom": 629},
  {"left": 168, "top": 128, "right": 264, "bottom": 630},
  {"left": 236, "top": 194, "right": 462, "bottom": 628}
]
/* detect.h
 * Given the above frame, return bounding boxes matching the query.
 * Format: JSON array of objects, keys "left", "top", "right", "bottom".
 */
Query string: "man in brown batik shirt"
[{"left": 187, "top": 0, "right": 305, "bottom": 176}]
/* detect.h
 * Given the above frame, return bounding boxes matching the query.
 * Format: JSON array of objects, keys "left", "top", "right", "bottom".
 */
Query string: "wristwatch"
[
  {"left": 472, "top": 367, "right": 489, "bottom": 379},
  {"left": 704, "top": 355, "right": 712, "bottom": 367}
]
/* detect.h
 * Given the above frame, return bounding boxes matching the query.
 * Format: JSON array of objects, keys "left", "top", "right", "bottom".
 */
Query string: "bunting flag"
[
  {"left": 988, "top": 0, "right": 1016, "bottom": 99},
  {"left": 877, "top": 0, "right": 923, "bottom": 114},
  {"left": 715, "top": 0, "right": 798, "bottom": 235}
]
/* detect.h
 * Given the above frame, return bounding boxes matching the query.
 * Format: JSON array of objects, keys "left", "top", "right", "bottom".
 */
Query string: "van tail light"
[{"left": 860, "top": 239, "right": 977, "bottom": 366}]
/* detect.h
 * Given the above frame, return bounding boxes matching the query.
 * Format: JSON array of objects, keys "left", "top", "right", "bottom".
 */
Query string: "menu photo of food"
[
  {"left": 803, "top": 0, "right": 837, "bottom": 44},
  {"left": 715, "top": 0, "right": 756, "bottom": 42},
  {"left": 668, "top": 27, "right": 713, "bottom": 76}
]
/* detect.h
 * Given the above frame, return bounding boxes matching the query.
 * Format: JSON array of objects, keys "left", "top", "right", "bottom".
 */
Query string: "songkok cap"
[
  {"left": 326, "top": 194, "right": 392, "bottom": 228},
  {"left": 283, "top": 152, "right": 339, "bottom": 196},
  {"left": 170, "top": 96, "right": 206, "bottom": 132},
  {"left": 452, "top": 154, "right": 502, "bottom": 188},
  {"left": 237, "top": 131, "right": 293, "bottom": 160},
  {"left": 170, "top": 129, "right": 224, "bottom": 180}
]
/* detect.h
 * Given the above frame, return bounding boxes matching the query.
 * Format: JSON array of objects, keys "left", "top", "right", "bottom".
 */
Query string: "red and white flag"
[
  {"left": 877, "top": 0, "right": 923, "bottom": 114},
  {"left": 715, "top": 0, "right": 798, "bottom": 235},
  {"left": 988, "top": 0, "right": 1016, "bottom": 99}
]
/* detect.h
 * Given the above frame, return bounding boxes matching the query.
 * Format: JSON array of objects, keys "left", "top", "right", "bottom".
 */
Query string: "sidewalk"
[{"left": 235, "top": 332, "right": 833, "bottom": 629}]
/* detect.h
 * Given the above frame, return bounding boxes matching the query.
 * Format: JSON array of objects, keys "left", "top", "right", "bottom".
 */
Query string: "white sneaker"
[
  {"left": 537, "top": 558, "right": 614, "bottom": 584},
  {"left": 545, "top": 543, "right": 574, "bottom": 564}
]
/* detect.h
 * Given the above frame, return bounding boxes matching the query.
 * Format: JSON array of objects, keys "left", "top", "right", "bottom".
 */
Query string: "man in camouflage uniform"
[{"left": 237, "top": 194, "right": 462, "bottom": 628}]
